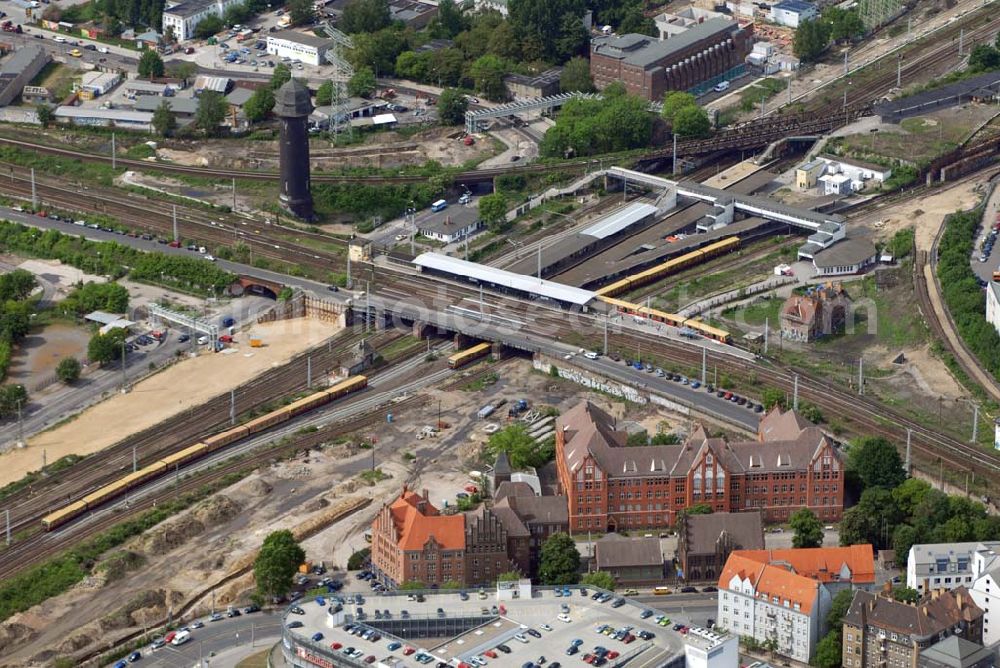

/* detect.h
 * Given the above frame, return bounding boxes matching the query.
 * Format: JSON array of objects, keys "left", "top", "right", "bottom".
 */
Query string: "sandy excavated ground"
[
  {"left": 856, "top": 177, "right": 985, "bottom": 250},
  {"left": 0, "top": 318, "right": 340, "bottom": 487},
  {"left": 17, "top": 259, "right": 106, "bottom": 293}
]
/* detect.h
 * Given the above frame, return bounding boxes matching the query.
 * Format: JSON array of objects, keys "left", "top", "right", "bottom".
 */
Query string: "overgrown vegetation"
[
  {"left": 936, "top": 208, "right": 1000, "bottom": 378},
  {"left": 0, "top": 221, "right": 235, "bottom": 296},
  {"left": 540, "top": 83, "right": 652, "bottom": 158}
]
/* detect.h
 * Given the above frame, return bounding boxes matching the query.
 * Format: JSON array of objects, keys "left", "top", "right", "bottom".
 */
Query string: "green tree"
[
  {"left": 0, "top": 384, "right": 27, "bottom": 419},
  {"left": 660, "top": 91, "right": 697, "bottom": 122},
  {"left": 892, "top": 524, "right": 918, "bottom": 568},
  {"left": 508, "top": 0, "right": 586, "bottom": 62},
  {"left": 672, "top": 105, "right": 711, "bottom": 138},
  {"left": 813, "top": 631, "right": 842, "bottom": 668},
  {"left": 686, "top": 503, "right": 713, "bottom": 515},
  {"left": 650, "top": 432, "right": 681, "bottom": 445},
  {"left": 36, "top": 104, "right": 54, "bottom": 128},
  {"left": 626, "top": 430, "right": 650, "bottom": 446},
  {"left": 761, "top": 387, "right": 786, "bottom": 409},
  {"left": 341, "top": 0, "right": 390, "bottom": 33},
  {"left": 152, "top": 99, "right": 177, "bottom": 137},
  {"left": 137, "top": 49, "right": 164, "bottom": 79},
  {"left": 839, "top": 487, "right": 901, "bottom": 550},
  {"left": 790, "top": 508, "right": 824, "bottom": 548},
  {"left": 827, "top": 588, "right": 854, "bottom": 628},
  {"left": 254, "top": 530, "right": 305, "bottom": 599},
  {"left": 969, "top": 44, "right": 1000, "bottom": 72},
  {"left": 398, "top": 580, "right": 425, "bottom": 590},
  {"left": 168, "top": 60, "right": 197, "bottom": 83},
  {"left": 87, "top": 327, "right": 127, "bottom": 366},
  {"left": 555, "top": 11, "right": 588, "bottom": 61},
  {"left": 478, "top": 193, "right": 508, "bottom": 232},
  {"left": 559, "top": 56, "right": 593, "bottom": 93},
  {"left": 270, "top": 63, "right": 292, "bottom": 90},
  {"left": 315, "top": 80, "right": 334, "bottom": 107},
  {"left": 348, "top": 66, "right": 377, "bottom": 98},
  {"left": 0, "top": 270, "right": 36, "bottom": 302},
  {"left": 244, "top": 87, "right": 275, "bottom": 124},
  {"left": 437, "top": 87, "right": 468, "bottom": 125},
  {"left": 62, "top": 282, "right": 129, "bottom": 315},
  {"left": 539, "top": 532, "right": 581, "bottom": 585},
  {"left": 470, "top": 54, "right": 510, "bottom": 102},
  {"left": 892, "top": 478, "right": 931, "bottom": 517},
  {"left": 498, "top": 571, "right": 521, "bottom": 582},
  {"left": 581, "top": 570, "right": 616, "bottom": 591},
  {"left": 223, "top": 2, "right": 251, "bottom": 26},
  {"left": 849, "top": 436, "right": 907, "bottom": 489},
  {"left": 893, "top": 586, "right": 919, "bottom": 603},
  {"left": 824, "top": 7, "right": 864, "bottom": 42},
  {"left": 430, "top": 0, "right": 467, "bottom": 38},
  {"left": 540, "top": 91, "right": 651, "bottom": 158},
  {"left": 793, "top": 18, "right": 831, "bottom": 63},
  {"left": 440, "top": 580, "right": 463, "bottom": 589},
  {"left": 193, "top": 15, "right": 224, "bottom": 39},
  {"left": 288, "top": 0, "right": 315, "bottom": 25},
  {"left": 195, "top": 91, "right": 228, "bottom": 135},
  {"left": 55, "top": 357, "right": 81, "bottom": 384},
  {"left": 798, "top": 401, "right": 824, "bottom": 424},
  {"left": 347, "top": 547, "right": 370, "bottom": 571},
  {"left": 484, "top": 423, "right": 553, "bottom": 469},
  {"left": 346, "top": 28, "right": 408, "bottom": 76}
]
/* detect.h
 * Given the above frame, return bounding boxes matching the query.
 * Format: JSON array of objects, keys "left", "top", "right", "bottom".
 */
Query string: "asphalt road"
[{"left": 135, "top": 612, "right": 281, "bottom": 667}]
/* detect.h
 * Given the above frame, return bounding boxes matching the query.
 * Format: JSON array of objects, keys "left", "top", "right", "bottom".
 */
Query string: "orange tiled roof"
[
  {"left": 719, "top": 553, "right": 819, "bottom": 614},
  {"left": 388, "top": 489, "right": 465, "bottom": 552},
  {"left": 733, "top": 545, "right": 875, "bottom": 585}
]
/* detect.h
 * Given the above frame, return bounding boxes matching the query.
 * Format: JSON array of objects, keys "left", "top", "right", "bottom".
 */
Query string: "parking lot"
[{"left": 284, "top": 586, "right": 688, "bottom": 668}]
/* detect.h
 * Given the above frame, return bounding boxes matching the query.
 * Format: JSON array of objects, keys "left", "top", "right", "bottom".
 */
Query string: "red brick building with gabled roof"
[
  {"left": 370, "top": 487, "right": 511, "bottom": 588},
  {"left": 554, "top": 401, "right": 844, "bottom": 532}
]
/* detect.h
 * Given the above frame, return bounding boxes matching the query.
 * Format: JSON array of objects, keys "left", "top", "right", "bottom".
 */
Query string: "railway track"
[
  {"left": 0, "top": 176, "right": 347, "bottom": 274},
  {"left": 0, "top": 327, "right": 404, "bottom": 544}
]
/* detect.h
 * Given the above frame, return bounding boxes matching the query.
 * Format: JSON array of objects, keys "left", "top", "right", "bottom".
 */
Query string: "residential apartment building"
[
  {"left": 370, "top": 487, "right": 510, "bottom": 588},
  {"left": 677, "top": 511, "right": 764, "bottom": 582},
  {"left": 842, "top": 586, "right": 984, "bottom": 668},
  {"left": 967, "top": 542, "right": 1000, "bottom": 646},
  {"left": 717, "top": 552, "right": 830, "bottom": 663},
  {"left": 589, "top": 17, "right": 753, "bottom": 101},
  {"left": 554, "top": 401, "right": 844, "bottom": 532},
  {"left": 908, "top": 542, "right": 1000, "bottom": 594},
  {"left": 162, "top": 0, "right": 243, "bottom": 41},
  {"left": 717, "top": 546, "right": 875, "bottom": 662}
]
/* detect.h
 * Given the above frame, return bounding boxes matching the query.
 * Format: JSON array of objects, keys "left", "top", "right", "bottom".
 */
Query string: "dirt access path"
[{"left": 0, "top": 318, "right": 340, "bottom": 487}]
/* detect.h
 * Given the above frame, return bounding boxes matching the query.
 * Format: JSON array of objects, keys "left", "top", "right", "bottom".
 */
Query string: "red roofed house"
[
  {"left": 716, "top": 545, "right": 875, "bottom": 662},
  {"left": 370, "top": 486, "right": 511, "bottom": 588},
  {"left": 554, "top": 401, "right": 844, "bottom": 533}
]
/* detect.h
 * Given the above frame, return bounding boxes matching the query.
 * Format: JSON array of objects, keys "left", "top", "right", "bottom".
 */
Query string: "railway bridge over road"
[{"left": 230, "top": 274, "right": 284, "bottom": 299}]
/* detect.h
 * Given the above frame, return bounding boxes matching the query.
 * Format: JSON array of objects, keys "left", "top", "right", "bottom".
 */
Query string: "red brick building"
[
  {"left": 589, "top": 17, "right": 753, "bottom": 101},
  {"left": 370, "top": 487, "right": 511, "bottom": 588},
  {"left": 554, "top": 402, "right": 844, "bottom": 532}
]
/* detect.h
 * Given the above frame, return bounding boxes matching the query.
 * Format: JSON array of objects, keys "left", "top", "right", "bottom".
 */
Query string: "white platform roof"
[
  {"left": 581, "top": 202, "right": 657, "bottom": 239},
  {"left": 413, "top": 253, "right": 596, "bottom": 306}
]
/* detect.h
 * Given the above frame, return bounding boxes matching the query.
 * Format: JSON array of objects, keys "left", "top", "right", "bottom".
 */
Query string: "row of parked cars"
[{"left": 620, "top": 357, "right": 766, "bottom": 412}]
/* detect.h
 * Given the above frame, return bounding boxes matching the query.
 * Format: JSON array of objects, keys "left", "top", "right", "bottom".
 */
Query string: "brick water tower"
[{"left": 274, "top": 78, "right": 314, "bottom": 220}]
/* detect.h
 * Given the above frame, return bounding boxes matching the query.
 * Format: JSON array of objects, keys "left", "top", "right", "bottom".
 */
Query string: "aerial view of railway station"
[{"left": 1, "top": 0, "right": 1000, "bottom": 665}]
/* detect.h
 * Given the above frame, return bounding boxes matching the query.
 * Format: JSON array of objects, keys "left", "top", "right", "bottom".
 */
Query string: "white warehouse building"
[
  {"left": 987, "top": 282, "right": 1000, "bottom": 336},
  {"left": 266, "top": 31, "right": 334, "bottom": 67},
  {"left": 162, "top": 0, "right": 243, "bottom": 41}
]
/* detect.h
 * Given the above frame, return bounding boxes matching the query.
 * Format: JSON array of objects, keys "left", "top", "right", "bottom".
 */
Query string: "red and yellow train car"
[
  {"left": 594, "top": 237, "right": 740, "bottom": 297},
  {"left": 447, "top": 342, "right": 492, "bottom": 369}
]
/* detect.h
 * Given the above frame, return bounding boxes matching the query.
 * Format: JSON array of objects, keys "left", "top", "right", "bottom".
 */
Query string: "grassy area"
[
  {"left": 30, "top": 62, "right": 79, "bottom": 101},
  {"left": 464, "top": 372, "right": 498, "bottom": 391},
  {"left": 848, "top": 272, "right": 928, "bottom": 348},
  {"left": 830, "top": 115, "right": 968, "bottom": 165},
  {"left": 736, "top": 78, "right": 788, "bottom": 113},
  {"left": 236, "top": 650, "right": 271, "bottom": 668},
  {"left": 723, "top": 295, "right": 784, "bottom": 327},
  {"left": 359, "top": 468, "right": 389, "bottom": 485}
]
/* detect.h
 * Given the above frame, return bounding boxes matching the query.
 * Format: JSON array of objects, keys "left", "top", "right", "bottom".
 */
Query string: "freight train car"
[
  {"left": 447, "top": 342, "right": 492, "bottom": 369},
  {"left": 42, "top": 376, "right": 369, "bottom": 531},
  {"left": 594, "top": 237, "right": 740, "bottom": 297}
]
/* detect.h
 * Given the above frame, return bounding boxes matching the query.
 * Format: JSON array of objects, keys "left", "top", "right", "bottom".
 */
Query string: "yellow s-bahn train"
[
  {"left": 447, "top": 342, "right": 492, "bottom": 369},
  {"left": 595, "top": 237, "right": 740, "bottom": 298},
  {"left": 41, "top": 375, "right": 368, "bottom": 531},
  {"left": 599, "top": 296, "right": 732, "bottom": 344}
]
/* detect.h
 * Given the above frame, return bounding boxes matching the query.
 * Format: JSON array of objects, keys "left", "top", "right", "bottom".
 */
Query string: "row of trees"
[
  {"left": 937, "top": 209, "right": 1000, "bottom": 378},
  {"left": 61, "top": 282, "right": 129, "bottom": 316}
]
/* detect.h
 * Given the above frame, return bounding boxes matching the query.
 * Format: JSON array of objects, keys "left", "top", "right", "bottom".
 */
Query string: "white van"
[
  {"left": 458, "top": 192, "right": 471, "bottom": 205},
  {"left": 584, "top": 351, "right": 599, "bottom": 360},
  {"left": 713, "top": 81, "right": 730, "bottom": 93},
  {"left": 171, "top": 630, "right": 191, "bottom": 646},
  {"left": 197, "top": 336, "right": 209, "bottom": 345}
]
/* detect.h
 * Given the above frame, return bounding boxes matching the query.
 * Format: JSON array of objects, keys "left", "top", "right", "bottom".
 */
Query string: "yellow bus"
[{"left": 653, "top": 586, "right": 672, "bottom": 595}]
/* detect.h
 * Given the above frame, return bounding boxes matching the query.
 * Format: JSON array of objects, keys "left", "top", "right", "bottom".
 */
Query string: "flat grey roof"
[
  {"left": 813, "top": 237, "right": 877, "bottom": 268},
  {"left": 226, "top": 87, "right": 255, "bottom": 106},
  {"left": 163, "top": 0, "right": 220, "bottom": 18},
  {"left": 55, "top": 106, "right": 153, "bottom": 123},
  {"left": 414, "top": 253, "right": 595, "bottom": 305},
  {"left": 0, "top": 45, "right": 46, "bottom": 76},
  {"left": 134, "top": 96, "right": 199, "bottom": 114},
  {"left": 268, "top": 30, "right": 333, "bottom": 49},
  {"left": 581, "top": 202, "right": 658, "bottom": 240},
  {"left": 416, "top": 205, "right": 480, "bottom": 235},
  {"left": 592, "top": 17, "right": 737, "bottom": 69}
]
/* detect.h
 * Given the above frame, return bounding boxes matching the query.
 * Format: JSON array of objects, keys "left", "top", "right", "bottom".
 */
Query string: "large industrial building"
[
  {"left": 554, "top": 401, "right": 845, "bottom": 531},
  {"left": 589, "top": 17, "right": 753, "bottom": 100},
  {"left": 266, "top": 31, "right": 334, "bottom": 67}
]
